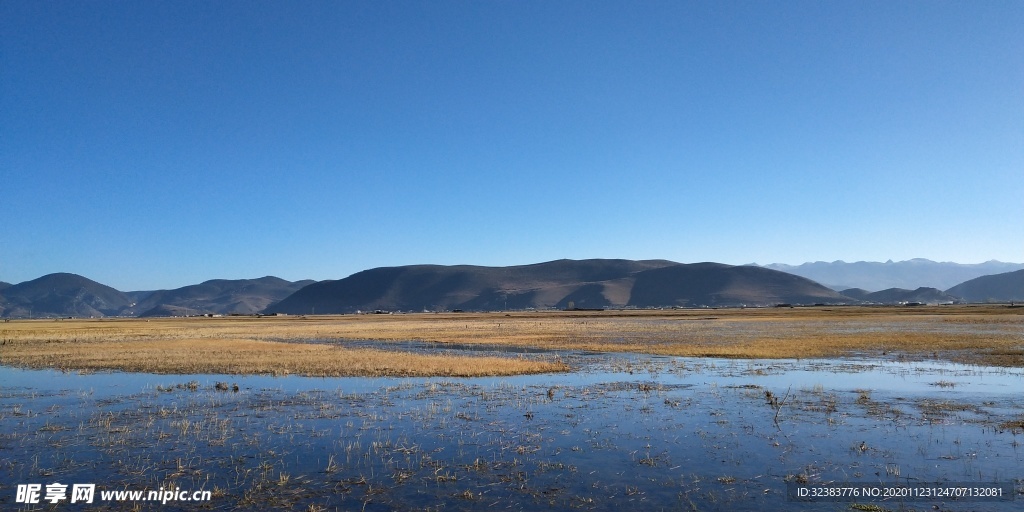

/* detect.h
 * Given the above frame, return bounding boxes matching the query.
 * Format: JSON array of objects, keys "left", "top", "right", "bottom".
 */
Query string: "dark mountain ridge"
[
  {"left": 266, "top": 259, "right": 678, "bottom": 314},
  {"left": 0, "top": 274, "right": 315, "bottom": 318},
  {"left": 265, "top": 259, "right": 853, "bottom": 314},
  {"left": 945, "top": 269, "right": 1024, "bottom": 303},
  {"left": 133, "top": 276, "right": 317, "bottom": 316},
  {"left": 5, "top": 260, "right": 1018, "bottom": 318},
  {"left": 628, "top": 263, "right": 851, "bottom": 308},
  {"left": 0, "top": 273, "right": 133, "bottom": 318}
]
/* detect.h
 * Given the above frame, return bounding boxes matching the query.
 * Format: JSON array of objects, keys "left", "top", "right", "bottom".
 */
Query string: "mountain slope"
[
  {"left": 946, "top": 270, "right": 1024, "bottom": 303},
  {"left": 266, "top": 259, "right": 852, "bottom": 314},
  {"left": 838, "top": 288, "right": 872, "bottom": 301},
  {"left": 764, "top": 259, "right": 1024, "bottom": 291},
  {"left": 134, "top": 276, "right": 316, "bottom": 316},
  {"left": 266, "top": 259, "right": 678, "bottom": 314},
  {"left": 0, "top": 273, "right": 133, "bottom": 318},
  {"left": 627, "top": 263, "right": 852, "bottom": 307},
  {"left": 843, "top": 287, "right": 960, "bottom": 305}
]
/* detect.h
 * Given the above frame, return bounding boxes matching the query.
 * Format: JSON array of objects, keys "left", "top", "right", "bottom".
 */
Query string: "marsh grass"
[
  {"left": 999, "top": 419, "right": 1024, "bottom": 433},
  {"left": 2, "top": 306, "right": 1022, "bottom": 377},
  {"left": 3, "top": 366, "right": 1023, "bottom": 511},
  {"left": 0, "top": 336, "right": 566, "bottom": 377}
]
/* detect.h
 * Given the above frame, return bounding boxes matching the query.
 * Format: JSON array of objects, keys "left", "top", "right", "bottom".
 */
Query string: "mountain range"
[
  {"left": 0, "top": 274, "right": 312, "bottom": 318},
  {"left": 2, "top": 259, "right": 1021, "bottom": 318},
  {"left": 265, "top": 259, "right": 854, "bottom": 314},
  {"left": 838, "top": 287, "right": 961, "bottom": 305},
  {"left": 131, "top": 277, "right": 316, "bottom": 317},
  {"left": 762, "top": 259, "right": 1024, "bottom": 291}
]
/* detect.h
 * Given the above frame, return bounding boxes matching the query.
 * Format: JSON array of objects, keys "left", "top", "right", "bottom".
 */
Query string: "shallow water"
[{"left": 2, "top": 354, "right": 1022, "bottom": 510}]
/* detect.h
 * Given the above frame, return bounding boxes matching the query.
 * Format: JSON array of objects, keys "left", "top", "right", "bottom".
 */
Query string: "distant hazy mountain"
[
  {"left": 265, "top": 259, "right": 851, "bottom": 314},
  {"left": 0, "top": 273, "right": 133, "bottom": 318},
  {"left": 763, "top": 259, "right": 1024, "bottom": 291},
  {"left": 840, "top": 287, "right": 960, "bottom": 305},
  {"left": 133, "top": 277, "right": 316, "bottom": 317},
  {"left": 836, "top": 288, "right": 872, "bottom": 301},
  {"left": 135, "top": 304, "right": 197, "bottom": 317},
  {"left": 945, "top": 269, "right": 1024, "bottom": 303}
]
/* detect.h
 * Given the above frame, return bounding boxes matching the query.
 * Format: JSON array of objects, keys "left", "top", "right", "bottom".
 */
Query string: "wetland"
[{"left": 2, "top": 306, "right": 1023, "bottom": 510}]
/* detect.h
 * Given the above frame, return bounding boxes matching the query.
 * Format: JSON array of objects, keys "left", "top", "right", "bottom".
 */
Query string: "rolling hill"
[
  {"left": 265, "top": 259, "right": 677, "bottom": 314},
  {"left": 627, "top": 263, "right": 851, "bottom": 308},
  {"left": 0, "top": 273, "right": 133, "bottom": 318},
  {"left": 0, "top": 274, "right": 316, "bottom": 318},
  {"left": 839, "top": 287, "right": 960, "bottom": 305},
  {"left": 265, "top": 259, "right": 853, "bottom": 314},
  {"left": 945, "top": 269, "right": 1024, "bottom": 303},
  {"left": 133, "top": 276, "right": 317, "bottom": 316}
]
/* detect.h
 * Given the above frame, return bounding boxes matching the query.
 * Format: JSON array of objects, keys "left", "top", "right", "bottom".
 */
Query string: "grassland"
[{"left": 1, "top": 305, "right": 1022, "bottom": 376}]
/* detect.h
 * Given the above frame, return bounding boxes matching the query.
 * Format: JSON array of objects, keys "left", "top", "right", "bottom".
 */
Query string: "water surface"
[{"left": 2, "top": 353, "right": 1022, "bottom": 510}]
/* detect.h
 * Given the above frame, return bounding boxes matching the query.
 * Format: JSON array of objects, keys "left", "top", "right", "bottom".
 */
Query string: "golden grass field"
[{"left": 2, "top": 305, "right": 1022, "bottom": 376}]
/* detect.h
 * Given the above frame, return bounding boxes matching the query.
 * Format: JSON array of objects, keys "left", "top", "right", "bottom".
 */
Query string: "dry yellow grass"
[
  {"left": 1, "top": 305, "right": 1022, "bottom": 374},
  {"left": 0, "top": 336, "right": 566, "bottom": 377}
]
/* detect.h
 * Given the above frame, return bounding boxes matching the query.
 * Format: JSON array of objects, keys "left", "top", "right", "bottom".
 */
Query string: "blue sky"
[{"left": 3, "top": 1, "right": 1022, "bottom": 290}]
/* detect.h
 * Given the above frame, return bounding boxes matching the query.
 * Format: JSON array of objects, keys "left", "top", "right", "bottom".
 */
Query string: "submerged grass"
[
  {"left": 3, "top": 348, "right": 1024, "bottom": 510},
  {"left": 1, "top": 305, "right": 1022, "bottom": 375}
]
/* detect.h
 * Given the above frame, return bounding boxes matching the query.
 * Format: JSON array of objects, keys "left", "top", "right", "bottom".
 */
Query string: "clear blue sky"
[{"left": 3, "top": 1, "right": 1022, "bottom": 290}]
